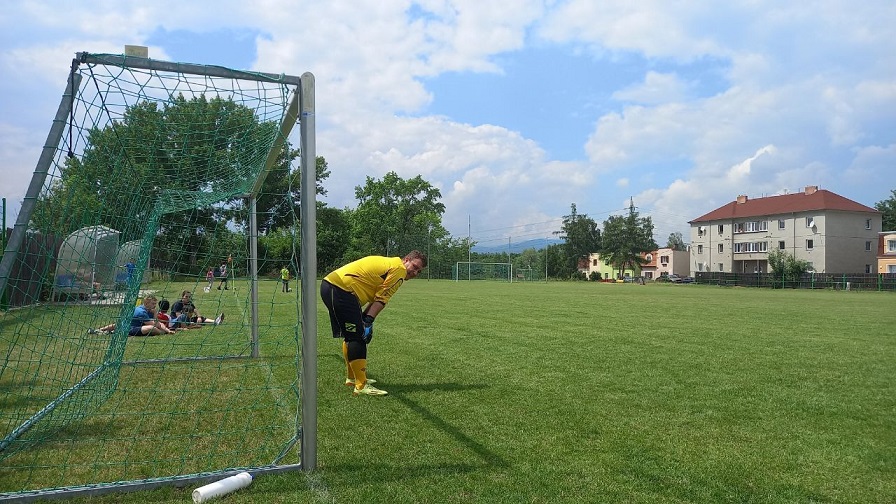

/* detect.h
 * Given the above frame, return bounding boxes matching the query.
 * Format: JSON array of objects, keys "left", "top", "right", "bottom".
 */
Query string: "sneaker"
[
  {"left": 214, "top": 313, "right": 225, "bottom": 326},
  {"left": 344, "top": 378, "right": 376, "bottom": 386},
  {"left": 87, "top": 328, "right": 99, "bottom": 335},
  {"left": 353, "top": 383, "right": 388, "bottom": 396}
]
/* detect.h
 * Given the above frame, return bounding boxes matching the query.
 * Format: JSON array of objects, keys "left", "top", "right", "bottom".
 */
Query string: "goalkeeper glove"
[{"left": 361, "top": 314, "right": 375, "bottom": 344}]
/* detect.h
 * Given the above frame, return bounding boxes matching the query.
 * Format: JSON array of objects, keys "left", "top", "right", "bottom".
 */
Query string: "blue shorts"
[{"left": 129, "top": 326, "right": 144, "bottom": 336}]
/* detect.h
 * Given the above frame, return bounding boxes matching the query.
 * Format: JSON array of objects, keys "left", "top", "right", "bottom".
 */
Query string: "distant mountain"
[{"left": 471, "top": 238, "right": 564, "bottom": 254}]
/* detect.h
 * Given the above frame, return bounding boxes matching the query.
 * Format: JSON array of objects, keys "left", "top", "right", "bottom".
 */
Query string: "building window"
[
  {"left": 660, "top": 255, "right": 669, "bottom": 264},
  {"left": 778, "top": 240, "right": 785, "bottom": 250},
  {"left": 592, "top": 259, "right": 598, "bottom": 266},
  {"left": 865, "top": 264, "right": 872, "bottom": 274},
  {"left": 718, "top": 224, "right": 724, "bottom": 234},
  {"left": 888, "top": 240, "right": 896, "bottom": 253},
  {"left": 697, "top": 226, "right": 705, "bottom": 237},
  {"left": 806, "top": 239, "right": 814, "bottom": 250},
  {"left": 866, "top": 219, "right": 872, "bottom": 230},
  {"left": 866, "top": 241, "right": 872, "bottom": 251},
  {"left": 718, "top": 263, "right": 724, "bottom": 272},
  {"left": 697, "top": 245, "right": 703, "bottom": 254},
  {"left": 806, "top": 216, "right": 816, "bottom": 228},
  {"left": 734, "top": 220, "right": 769, "bottom": 233},
  {"left": 718, "top": 244, "right": 723, "bottom": 253},
  {"left": 778, "top": 219, "right": 785, "bottom": 230},
  {"left": 734, "top": 242, "right": 768, "bottom": 253},
  {"left": 889, "top": 265, "right": 896, "bottom": 273}
]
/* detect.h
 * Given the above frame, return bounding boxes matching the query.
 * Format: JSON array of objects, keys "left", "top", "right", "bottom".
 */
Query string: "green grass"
[{"left": 3, "top": 281, "right": 895, "bottom": 502}]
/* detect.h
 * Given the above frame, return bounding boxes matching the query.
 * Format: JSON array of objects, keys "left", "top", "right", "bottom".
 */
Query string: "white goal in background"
[{"left": 453, "top": 262, "right": 513, "bottom": 282}]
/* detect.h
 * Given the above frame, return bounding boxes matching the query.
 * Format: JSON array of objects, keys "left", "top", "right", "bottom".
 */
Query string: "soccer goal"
[
  {"left": 0, "top": 51, "right": 318, "bottom": 500},
  {"left": 453, "top": 262, "right": 513, "bottom": 282}
]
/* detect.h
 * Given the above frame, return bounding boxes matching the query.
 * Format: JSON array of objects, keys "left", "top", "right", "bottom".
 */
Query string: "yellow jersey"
[{"left": 323, "top": 256, "right": 407, "bottom": 305}]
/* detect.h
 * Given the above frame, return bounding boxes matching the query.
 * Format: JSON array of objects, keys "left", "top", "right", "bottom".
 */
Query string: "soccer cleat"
[
  {"left": 344, "top": 378, "right": 376, "bottom": 386},
  {"left": 214, "top": 313, "right": 225, "bottom": 325},
  {"left": 353, "top": 383, "right": 388, "bottom": 396}
]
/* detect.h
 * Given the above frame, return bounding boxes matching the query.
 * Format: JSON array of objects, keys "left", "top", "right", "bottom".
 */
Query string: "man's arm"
[{"left": 364, "top": 301, "right": 385, "bottom": 319}]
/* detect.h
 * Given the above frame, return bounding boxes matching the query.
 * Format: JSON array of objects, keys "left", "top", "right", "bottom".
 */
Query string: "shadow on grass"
[{"left": 384, "top": 382, "right": 507, "bottom": 471}]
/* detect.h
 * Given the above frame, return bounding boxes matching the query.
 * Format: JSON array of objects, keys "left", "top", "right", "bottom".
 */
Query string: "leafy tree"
[
  {"left": 316, "top": 205, "right": 351, "bottom": 272},
  {"left": 875, "top": 189, "right": 896, "bottom": 231},
  {"left": 229, "top": 152, "right": 329, "bottom": 235},
  {"left": 553, "top": 203, "right": 601, "bottom": 277},
  {"left": 512, "top": 247, "right": 545, "bottom": 280},
  {"left": 544, "top": 243, "right": 569, "bottom": 279},
  {"left": 33, "top": 95, "right": 297, "bottom": 274},
  {"left": 351, "top": 171, "right": 446, "bottom": 257},
  {"left": 599, "top": 199, "right": 658, "bottom": 277},
  {"left": 667, "top": 231, "right": 686, "bottom": 251},
  {"left": 767, "top": 249, "right": 812, "bottom": 286}
]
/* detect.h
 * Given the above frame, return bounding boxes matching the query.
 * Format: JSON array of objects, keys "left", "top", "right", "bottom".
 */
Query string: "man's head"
[
  {"left": 402, "top": 250, "right": 428, "bottom": 279},
  {"left": 180, "top": 290, "right": 192, "bottom": 302}
]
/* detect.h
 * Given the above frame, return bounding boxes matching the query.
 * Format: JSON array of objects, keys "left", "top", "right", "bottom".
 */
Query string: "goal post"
[
  {"left": 453, "top": 262, "right": 513, "bottom": 282},
  {"left": 0, "top": 51, "right": 316, "bottom": 500}
]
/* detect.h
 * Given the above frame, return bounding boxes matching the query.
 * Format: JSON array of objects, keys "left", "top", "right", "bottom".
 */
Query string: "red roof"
[{"left": 690, "top": 189, "right": 879, "bottom": 223}]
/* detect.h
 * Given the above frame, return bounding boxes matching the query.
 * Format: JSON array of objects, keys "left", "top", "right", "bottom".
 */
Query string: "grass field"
[{"left": 3, "top": 280, "right": 896, "bottom": 503}]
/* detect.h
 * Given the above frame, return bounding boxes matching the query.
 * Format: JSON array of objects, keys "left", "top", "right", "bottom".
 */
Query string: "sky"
[{"left": 2, "top": 1, "right": 895, "bottom": 250}]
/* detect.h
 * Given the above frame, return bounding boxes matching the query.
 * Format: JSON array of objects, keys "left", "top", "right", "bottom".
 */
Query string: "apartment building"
[{"left": 689, "top": 186, "right": 881, "bottom": 274}]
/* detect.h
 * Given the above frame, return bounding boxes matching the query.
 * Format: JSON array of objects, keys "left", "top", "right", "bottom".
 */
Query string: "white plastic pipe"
[{"left": 192, "top": 472, "right": 253, "bottom": 503}]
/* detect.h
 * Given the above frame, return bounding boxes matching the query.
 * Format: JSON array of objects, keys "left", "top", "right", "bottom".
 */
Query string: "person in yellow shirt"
[
  {"left": 320, "top": 250, "right": 427, "bottom": 396},
  {"left": 280, "top": 265, "right": 290, "bottom": 292}
]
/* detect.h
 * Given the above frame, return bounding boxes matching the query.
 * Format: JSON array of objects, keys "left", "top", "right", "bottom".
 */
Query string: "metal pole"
[
  {"left": 249, "top": 196, "right": 259, "bottom": 358},
  {"left": 299, "top": 73, "right": 318, "bottom": 471},
  {"left": 0, "top": 68, "right": 82, "bottom": 303}
]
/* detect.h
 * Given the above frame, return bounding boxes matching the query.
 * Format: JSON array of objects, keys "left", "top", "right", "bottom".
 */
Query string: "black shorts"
[{"left": 319, "top": 280, "right": 364, "bottom": 341}]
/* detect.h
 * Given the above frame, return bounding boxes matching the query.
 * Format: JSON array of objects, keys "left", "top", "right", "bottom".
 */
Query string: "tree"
[
  {"left": 875, "top": 189, "right": 896, "bottom": 231},
  {"left": 316, "top": 205, "right": 351, "bottom": 272},
  {"left": 599, "top": 199, "right": 658, "bottom": 277},
  {"left": 553, "top": 203, "right": 601, "bottom": 278},
  {"left": 229, "top": 152, "right": 330, "bottom": 235},
  {"left": 767, "top": 249, "right": 812, "bottom": 286},
  {"left": 667, "top": 232, "right": 686, "bottom": 251},
  {"left": 33, "top": 95, "right": 297, "bottom": 273},
  {"left": 351, "top": 171, "right": 446, "bottom": 257}
]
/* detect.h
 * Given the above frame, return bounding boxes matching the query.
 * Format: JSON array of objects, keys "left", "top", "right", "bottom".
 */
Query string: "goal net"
[
  {"left": 0, "top": 52, "right": 317, "bottom": 499},
  {"left": 453, "top": 262, "right": 512, "bottom": 282}
]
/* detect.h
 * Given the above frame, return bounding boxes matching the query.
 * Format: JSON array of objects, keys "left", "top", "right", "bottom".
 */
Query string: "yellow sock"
[
  {"left": 343, "top": 341, "right": 354, "bottom": 381},
  {"left": 349, "top": 359, "right": 368, "bottom": 389}
]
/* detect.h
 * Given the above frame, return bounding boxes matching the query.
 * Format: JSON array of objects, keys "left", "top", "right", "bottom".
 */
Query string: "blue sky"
[{"left": 2, "top": 1, "right": 895, "bottom": 250}]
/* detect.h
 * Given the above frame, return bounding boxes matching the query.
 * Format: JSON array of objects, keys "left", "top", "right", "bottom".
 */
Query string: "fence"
[{"left": 695, "top": 272, "right": 896, "bottom": 291}]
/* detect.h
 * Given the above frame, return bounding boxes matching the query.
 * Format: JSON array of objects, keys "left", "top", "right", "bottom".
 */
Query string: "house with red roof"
[{"left": 689, "top": 185, "right": 881, "bottom": 275}]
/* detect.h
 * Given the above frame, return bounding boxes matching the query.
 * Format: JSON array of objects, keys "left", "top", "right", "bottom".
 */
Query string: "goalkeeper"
[{"left": 320, "top": 250, "right": 427, "bottom": 396}]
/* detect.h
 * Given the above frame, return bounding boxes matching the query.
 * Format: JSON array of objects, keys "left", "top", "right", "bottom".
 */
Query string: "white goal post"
[{"left": 453, "top": 262, "right": 513, "bottom": 282}]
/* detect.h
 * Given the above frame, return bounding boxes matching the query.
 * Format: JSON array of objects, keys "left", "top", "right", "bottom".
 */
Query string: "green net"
[
  {"left": 0, "top": 52, "right": 308, "bottom": 497},
  {"left": 453, "top": 262, "right": 512, "bottom": 282}
]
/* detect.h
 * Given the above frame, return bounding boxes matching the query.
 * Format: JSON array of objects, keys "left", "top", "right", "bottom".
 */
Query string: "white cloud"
[{"left": 612, "top": 71, "right": 690, "bottom": 104}]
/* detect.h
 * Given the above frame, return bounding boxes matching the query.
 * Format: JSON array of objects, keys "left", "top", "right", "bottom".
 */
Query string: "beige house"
[
  {"left": 689, "top": 186, "right": 881, "bottom": 275},
  {"left": 585, "top": 248, "right": 689, "bottom": 280},
  {"left": 877, "top": 232, "right": 896, "bottom": 274},
  {"left": 639, "top": 248, "right": 690, "bottom": 280}
]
